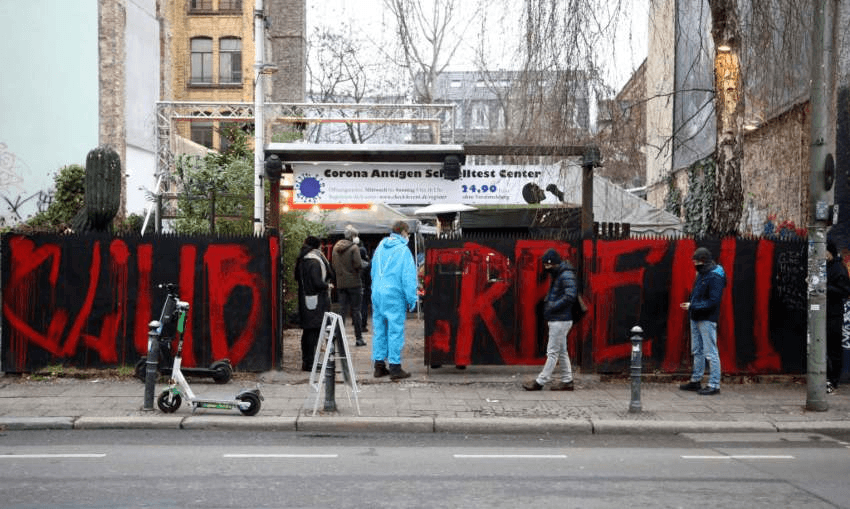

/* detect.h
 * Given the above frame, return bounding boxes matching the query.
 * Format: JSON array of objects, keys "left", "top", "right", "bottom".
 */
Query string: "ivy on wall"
[
  {"left": 683, "top": 157, "right": 716, "bottom": 236},
  {"left": 663, "top": 174, "right": 682, "bottom": 217}
]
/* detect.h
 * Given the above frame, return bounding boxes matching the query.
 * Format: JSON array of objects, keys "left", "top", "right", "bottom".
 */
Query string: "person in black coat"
[
  {"left": 359, "top": 244, "right": 371, "bottom": 331},
  {"left": 294, "top": 236, "right": 334, "bottom": 372},
  {"left": 826, "top": 240, "right": 850, "bottom": 393}
]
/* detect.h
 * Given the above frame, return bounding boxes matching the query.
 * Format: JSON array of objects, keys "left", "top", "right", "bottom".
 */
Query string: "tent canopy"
[{"left": 305, "top": 203, "right": 420, "bottom": 236}]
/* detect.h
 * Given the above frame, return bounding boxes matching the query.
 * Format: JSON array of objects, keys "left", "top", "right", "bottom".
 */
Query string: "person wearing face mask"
[
  {"left": 370, "top": 220, "right": 419, "bottom": 381},
  {"left": 523, "top": 248, "right": 577, "bottom": 391},
  {"left": 679, "top": 247, "right": 727, "bottom": 395}
]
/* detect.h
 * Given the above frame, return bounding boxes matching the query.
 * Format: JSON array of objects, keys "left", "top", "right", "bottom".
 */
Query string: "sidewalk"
[{"left": 1, "top": 315, "right": 849, "bottom": 435}]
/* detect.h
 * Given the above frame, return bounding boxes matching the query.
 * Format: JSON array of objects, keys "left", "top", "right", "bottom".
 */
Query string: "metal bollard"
[
  {"left": 143, "top": 320, "right": 161, "bottom": 411},
  {"left": 323, "top": 337, "right": 337, "bottom": 412},
  {"left": 629, "top": 325, "right": 644, "bottom": 413}
]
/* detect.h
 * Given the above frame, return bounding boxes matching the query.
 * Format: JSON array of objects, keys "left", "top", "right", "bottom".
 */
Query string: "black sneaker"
[
  {"left": 373, "top": 361, "right": 389, "bottom": 378},
  {"left": 697, "top": 386, "right": 720, "bottom": 396},
  {"left": 522, "top": 380, "right": 543, "bottom": 391},
  {"left": 355, "top": 338, "right": 366, "bottom": 347},
  {"left": 827, "top": 382, "right": 836, "bottom": 394},
  {"left": 679, "top": 381, "right": 702, "bottom": 391},
  {"left": 388, "top": 364, "right": 410, "bottom": 381}
]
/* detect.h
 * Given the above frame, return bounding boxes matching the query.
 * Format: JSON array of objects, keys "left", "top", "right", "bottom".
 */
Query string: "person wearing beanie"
[
  {"left": 332, "top": 225, "right": 366, "bottom": 346},
  {"left": 294, "top": 236, "right": 334, "bottom": 371},
  {"left": 826, "top": 239, "right": 850, "bottom": 393},
  {"left": 523, "top": 248, "right": 577, "bottom": 392},
  {"left": 679, "top": 246, "right": 726, "bottom": 395}
]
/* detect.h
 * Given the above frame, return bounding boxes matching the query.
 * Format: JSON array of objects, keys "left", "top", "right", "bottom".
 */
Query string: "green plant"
[
  {"left": 683, "top": 157, "right": 716, "bottom": 236},
  {"left": 26, "top": 164, "right": 85, "bottom": 230},
  {"left": 173, "top": 127, "right": 254, "bottom": 235},
  {"left": 278, "top": 210, "right": 327, "bottom": 322},
  {"left": 663, "top": 174, "right": 682, "bottom": 217}
]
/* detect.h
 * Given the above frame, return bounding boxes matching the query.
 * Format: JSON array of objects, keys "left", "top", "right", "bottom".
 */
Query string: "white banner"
[{"left": 291, "top": 163, "right": 575, "bottom": 206}]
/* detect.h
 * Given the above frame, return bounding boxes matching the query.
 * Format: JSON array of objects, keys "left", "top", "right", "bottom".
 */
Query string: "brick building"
[{"left": 160, "top": 0, "right": 305, "bottom": 150}]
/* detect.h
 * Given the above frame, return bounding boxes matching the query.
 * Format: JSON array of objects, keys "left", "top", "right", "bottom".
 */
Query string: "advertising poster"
[{"left": 291, "top": 163, "right": 578, "bottom": 206}]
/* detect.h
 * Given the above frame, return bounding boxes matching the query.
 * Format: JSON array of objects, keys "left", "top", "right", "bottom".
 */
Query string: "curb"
[
  {"left": 0, "top": 417, "right": 74, "bottom": 430},
  {"left": 296, "top": 416, "right": 434, "bottom": 433},
  {"left": 591, "top": 420, "right": 778, "bottom": 435},
  {"left": 434, "top": 417, "right": 593, "bottom": 435},
  {"left": 2, "top": 416, "right": 850, "bottom": 435}
]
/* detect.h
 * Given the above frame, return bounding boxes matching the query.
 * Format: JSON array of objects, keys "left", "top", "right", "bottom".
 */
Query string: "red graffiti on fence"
[
  {"left": 425, "top": 237, "right": 789, "bottom": 372},
  {"left": 2, "top": 235, "right": 273, "bottom": 370}
]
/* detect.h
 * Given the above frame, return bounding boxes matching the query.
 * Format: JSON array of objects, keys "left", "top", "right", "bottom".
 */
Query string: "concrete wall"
[
  {"left": 0, "top": 1, "right": 99, "bottom": 224},
  {"left": 644, "top": 0, "right": 675, "bottom": 209},
  {"left": 125, "top": 0, "right": 160, "bottom": 216}
]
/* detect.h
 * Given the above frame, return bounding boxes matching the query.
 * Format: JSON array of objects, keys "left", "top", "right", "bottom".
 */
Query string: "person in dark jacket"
[
  {"left": 523, "top": 248, "right": 577, "bottom": 391},
  {"left": 332, "top": 225, "right": 366, "bottom": 346},
  {"left": 679, "top": 247, "right": 726, "bottom": 395},
  {"left": 359, "top": 244, "right": 371, "bottom": 332},
  {"left": 295, "top": 236, "right": 334, "bottom": 372},
  {"left": 826, "top": 240, "right": 850, "bottom": 393}
]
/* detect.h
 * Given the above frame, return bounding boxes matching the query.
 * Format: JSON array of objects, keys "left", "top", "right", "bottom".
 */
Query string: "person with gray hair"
[{"left": 332, "top": 224, "right": 366, "bottom": 346}]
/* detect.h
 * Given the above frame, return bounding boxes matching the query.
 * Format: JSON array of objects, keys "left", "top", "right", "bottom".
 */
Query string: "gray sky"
[{"left": 306, "top": 0, "right": 649, "bottom": 93}]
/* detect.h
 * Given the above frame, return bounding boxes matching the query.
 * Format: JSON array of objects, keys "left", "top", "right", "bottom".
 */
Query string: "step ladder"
[{"left": 309, "top": 312, "right": 360, "bottom": 416}]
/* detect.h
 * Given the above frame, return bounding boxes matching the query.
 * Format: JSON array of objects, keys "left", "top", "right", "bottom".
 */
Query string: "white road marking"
[
  {"left": 223, "top": 453, "right": 338, "bottom": 458},
  {"left": 453, "top": 454, "right": 567, "bottom": 459},
  {"left": 681, "top": 455, "right": 795, "bottom": 460},
  {"left": 0, "top": 454, "right": 106, "bottom": 459}
]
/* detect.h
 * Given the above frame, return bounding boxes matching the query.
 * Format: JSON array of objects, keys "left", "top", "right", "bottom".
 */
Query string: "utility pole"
[
  {"left": 253, "top": 0, "right": 266, "bottom": 235},
  {"left": 806, "top": 0, "right": 839, "bottom": 412}
]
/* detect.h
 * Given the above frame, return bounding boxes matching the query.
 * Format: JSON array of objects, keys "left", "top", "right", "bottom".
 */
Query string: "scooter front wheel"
[
  {"left": 157, "top": 389, "right": 182, "bottom": 413},
  {"left": 210, "top": 360, "right": 233, "bottom": 384},
  {"left": 236, "top": 391, "right": 261, "bottom": 416}
]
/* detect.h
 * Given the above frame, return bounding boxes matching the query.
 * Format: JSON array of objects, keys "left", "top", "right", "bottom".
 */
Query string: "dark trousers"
[
  {"left": 827, "top": 317, "right": 844, "bottom": 386},
  {"left": 361, "top": 288, "right": 371, "bottom": 327},
  {"left": 301, "top": 327, "right": 320, "bottom": 370},
  {"left": 338, "top": 287, "right": 363, "bottom": 340}
]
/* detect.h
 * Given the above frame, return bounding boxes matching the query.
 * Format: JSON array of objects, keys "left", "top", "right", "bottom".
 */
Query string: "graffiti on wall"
[
  {"left": 423, "top": 236, "right": 807, "bottom": 374},
  {"left": 1, "top": 233, "right": 279, "bottom": 373}
]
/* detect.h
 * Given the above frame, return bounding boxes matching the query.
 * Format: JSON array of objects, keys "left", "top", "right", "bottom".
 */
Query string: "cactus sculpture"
[{"left": 84, "top": 145, "right": 121, "bottom": 231}]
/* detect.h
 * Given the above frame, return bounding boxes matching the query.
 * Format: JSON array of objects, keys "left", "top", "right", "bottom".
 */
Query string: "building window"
[
  {"left": 472, "top": 104, "right": 489, "bottom": 128},
  {"left": 219, "top": 38, "right": 242, "bottom": 85},
  {"left": 191, "top": 122, "right": 214, "bottom": 148},
  {"left": 190, "top": 37, "right": 213, "bottom": 85},
  {"left": 189, "top": 0, "right": 213, "bottom": 11},
  {"left": 219, "top": 0, "right": 242, "bottom": 11}
]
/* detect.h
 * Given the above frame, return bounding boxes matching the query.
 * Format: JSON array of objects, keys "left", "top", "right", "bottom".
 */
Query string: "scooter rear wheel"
[
  {"left": 210, "top": 360, "right": 233, "bottom": 384},
  {"left": 157, "top": 389, "right": 181, "bottom": 413},
  {"left": 236, "top": 391, "right": 261, "bottom": 416}
]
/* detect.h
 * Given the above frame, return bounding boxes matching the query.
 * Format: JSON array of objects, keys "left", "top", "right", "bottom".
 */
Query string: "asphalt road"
[{"left": 0, "top": 430, "right": 848, "bottom": 508}]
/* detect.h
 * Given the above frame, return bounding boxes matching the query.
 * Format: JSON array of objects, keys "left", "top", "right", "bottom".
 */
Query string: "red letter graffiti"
[{"left": 203, "top": 245, "right": 262, "bottom": 366}]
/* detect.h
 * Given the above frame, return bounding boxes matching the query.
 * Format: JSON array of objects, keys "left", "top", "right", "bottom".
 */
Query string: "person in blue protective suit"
[
  {"left": 370, "top": 220, "right": 419, "bottom": 380},
  {"left": 679, "top": 246, "right": 727, "bottom": 396}
]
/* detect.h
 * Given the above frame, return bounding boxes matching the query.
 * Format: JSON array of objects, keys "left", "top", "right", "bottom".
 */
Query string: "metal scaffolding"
[{"left": 155, "top": 101, "right": 455, "bottom": 181}]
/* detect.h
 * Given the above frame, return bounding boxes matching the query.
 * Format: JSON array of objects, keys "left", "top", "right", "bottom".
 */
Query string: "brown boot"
[
  {"left": 551, "top": 381, "right": 574, "bottom": 391},
  {"left": 522, "top": 380, "right": 543, "bottom": 391}
]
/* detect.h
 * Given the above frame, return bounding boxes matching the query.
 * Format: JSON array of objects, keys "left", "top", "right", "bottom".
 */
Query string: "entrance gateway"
[{"left": 263, "top": 143, "right": 599, "bottom": 238}]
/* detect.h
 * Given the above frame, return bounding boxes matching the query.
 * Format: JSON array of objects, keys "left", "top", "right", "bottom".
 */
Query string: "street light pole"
[
  {"left": 253, "top": 0, "right": 266, "bottom": 236},
  {"left": 806, "top": 0, "right": 838, "bottom": 412}
]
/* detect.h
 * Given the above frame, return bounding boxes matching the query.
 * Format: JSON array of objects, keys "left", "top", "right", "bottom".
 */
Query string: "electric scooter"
[
  {"left": 134, "top": 283, "right": 233, "bottom": 384},
  {"left": 156, "top": 296, "right": 263, "bottom": 416}
]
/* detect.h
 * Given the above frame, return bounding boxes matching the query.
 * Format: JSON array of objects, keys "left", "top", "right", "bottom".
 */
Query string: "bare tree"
[
  {"left": 383, "top": 0, "right": 475, "bottom": 103},
  {"left": 306, "top": 25, "right": 398, "bottom": 143},
  {"left": 707, "top": 0, "right": 744, "bottom": 234}
]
